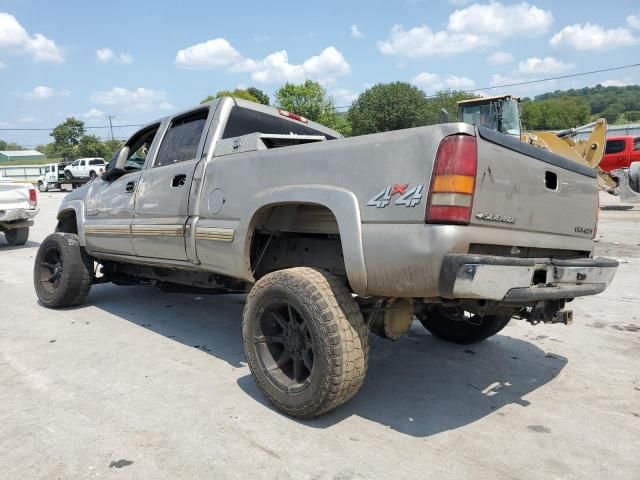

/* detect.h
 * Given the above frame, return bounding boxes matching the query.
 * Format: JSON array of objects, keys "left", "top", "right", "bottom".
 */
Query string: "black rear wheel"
[
  {"left": 64, "top": 170, "right": 73, "bottom": 179},
  {"left": 419, "top": 306, "right": 511, "bottom": 345},
  {"left": 243, "top": 267, "right": 368, "bottom": 418},
  {"left": 4, "top": 227, "right": 29, "bottom": 245},
  {"left": 38, "top": 182, "right": 48, "bottom": 192},
  {"left": 34, "top": 233, "right": 93, "bottom": 308}
]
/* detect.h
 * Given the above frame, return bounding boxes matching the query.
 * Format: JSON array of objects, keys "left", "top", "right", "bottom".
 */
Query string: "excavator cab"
[{"left": 458, "top": 95, "right": 522, "bottom": 138}]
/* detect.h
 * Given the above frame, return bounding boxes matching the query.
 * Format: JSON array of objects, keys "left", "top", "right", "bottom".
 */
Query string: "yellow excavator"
[{"left": 457, "top": 95, "right": 615, "bottom": 190}]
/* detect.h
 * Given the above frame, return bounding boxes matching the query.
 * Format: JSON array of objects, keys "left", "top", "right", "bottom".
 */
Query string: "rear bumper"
[
  {"left": 0, "top": 207, "right": 39, "bottom": 223},
  {"left": 440, "top": 254, "right": 618, "bottom": 302}
]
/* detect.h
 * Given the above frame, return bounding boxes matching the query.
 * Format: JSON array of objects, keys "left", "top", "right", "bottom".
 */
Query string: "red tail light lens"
[
  {"left": 278, "top": 109, "right": 309, "bottom": 123},
  {"left": 426, "top": 134, "right": 477, "bottom": 224},
  {"left": 29, "top": 187, "right": 37, "bottom": 207}
]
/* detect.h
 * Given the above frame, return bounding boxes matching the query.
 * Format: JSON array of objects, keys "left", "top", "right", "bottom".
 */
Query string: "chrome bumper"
[{"left": 440, "top": 255, "right": 618, "bottom": 302}]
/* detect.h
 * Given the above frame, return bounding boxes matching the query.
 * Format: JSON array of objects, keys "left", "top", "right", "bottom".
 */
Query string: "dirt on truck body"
[{"left": 33, "top": 97, "right": 618, "bottom": 417}]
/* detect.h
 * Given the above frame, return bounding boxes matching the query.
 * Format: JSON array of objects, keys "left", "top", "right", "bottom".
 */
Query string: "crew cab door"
[
  {"left": 83, "top": 123, "right": 162, "bottom": 255},
  {"left": 131, "top": 106, "right": 212, "bottom": 260}
]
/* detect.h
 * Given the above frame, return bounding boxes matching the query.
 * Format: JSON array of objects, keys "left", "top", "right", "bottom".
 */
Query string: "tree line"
[{"left": 4, "top": 82, "right": 638, "bottom": 160}]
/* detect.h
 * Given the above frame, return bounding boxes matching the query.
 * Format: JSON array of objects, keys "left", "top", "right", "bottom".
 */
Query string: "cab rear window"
[{"left": 222, "top": 106, "right": 337, "bottom": 140}]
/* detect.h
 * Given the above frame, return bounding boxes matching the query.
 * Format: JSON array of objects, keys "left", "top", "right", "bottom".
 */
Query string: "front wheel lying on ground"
[
  {"left": 33, "top": 233, "right": 93, "bottom": 308},
  {"left": 418, "top": 306, "right": 511, "bottom": 345},
  {"left": 4, "top": 227, "right": 29, "bottom": 246},
  {"left": 243, "top": 267, "right": 369, "bottom": 418}
]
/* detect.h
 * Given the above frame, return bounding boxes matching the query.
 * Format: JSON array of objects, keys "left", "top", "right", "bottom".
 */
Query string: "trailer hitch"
[{"left": 520, "top": 300, "right": 573, "bottom": 326}]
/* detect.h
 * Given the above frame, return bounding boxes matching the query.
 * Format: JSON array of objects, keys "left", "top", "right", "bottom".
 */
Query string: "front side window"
[
  {"left": 605, "top": 140, "right": 625, "bottom": 154},
  {"left": 154, "top": 109, "right": 208, "bottom": 167},
  {"left": 72, "top": 160, "right": 79, "bottom": 167}
]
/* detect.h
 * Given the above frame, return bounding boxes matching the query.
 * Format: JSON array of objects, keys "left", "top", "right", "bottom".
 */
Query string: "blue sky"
[{"left": 1, "top": 0, "right": 639, "bottom": 147}]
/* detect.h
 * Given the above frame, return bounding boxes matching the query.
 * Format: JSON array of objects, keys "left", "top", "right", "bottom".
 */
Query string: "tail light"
[
  {"left": 426, "top": 134, "right": 477, "bottom": 224},
  {"left": 29, "top": 187, "right": 37, "bottom": 207}
]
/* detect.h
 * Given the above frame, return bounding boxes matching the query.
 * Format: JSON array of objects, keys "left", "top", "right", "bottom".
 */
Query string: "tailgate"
[
  {"left": 0, "top": 181, "right": 30, "bottom": 210},
  {"left": 472, "top": 126, "right": 597, "bottom": 239}
]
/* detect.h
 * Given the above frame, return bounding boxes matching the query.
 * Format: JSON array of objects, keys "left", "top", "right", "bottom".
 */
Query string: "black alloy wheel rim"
[
  {"left": 38, "top": 246, "right": 64, "bottom": 294},
  {"left": 255, "top": 299, "right": 315, "bottom": 393}
]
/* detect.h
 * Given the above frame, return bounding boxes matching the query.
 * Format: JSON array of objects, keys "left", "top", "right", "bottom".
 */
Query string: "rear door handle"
[
  {"left": 172, "top": 174, "right": 186, "bottom": 188},
  {"left": 125, "top": 182, "right": 136, "bottom": 193}
]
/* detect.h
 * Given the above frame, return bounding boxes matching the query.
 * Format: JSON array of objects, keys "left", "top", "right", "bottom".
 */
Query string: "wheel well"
[
  {"left": 56, "top": 210, "right": 78, "bottom": 235},
  {"left": 249, "top": 204, "right": 346, "bottom": 280}
]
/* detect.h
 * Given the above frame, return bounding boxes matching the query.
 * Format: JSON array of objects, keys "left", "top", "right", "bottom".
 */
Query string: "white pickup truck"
[
  {"left": 0, "top": 175, "right": 38, "bottom": 245},
  {"left": 63, "top": 158, "right": 106, "bottom": 179}
]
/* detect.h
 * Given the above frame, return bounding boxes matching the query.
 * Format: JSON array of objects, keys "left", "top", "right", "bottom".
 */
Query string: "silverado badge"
[
  {"left": 367, "top": 184, "right": 424, "bottom": 208},
  {"left": 475, "top": 212, "right": 516, "bottom": 224}
]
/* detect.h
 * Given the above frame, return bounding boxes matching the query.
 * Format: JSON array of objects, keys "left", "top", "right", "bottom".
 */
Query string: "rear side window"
[
  {"left": 155, "top": 109, "right": 208, "bottom": 167},
  {"left": 222, "top": 106, "right": 337, "bottom": 140},
  {"left": 634, "top": 138, "right": 640, "bottom": 151},
  {"left": 605, "top": 140, "right": 625, "bottom": 154}
]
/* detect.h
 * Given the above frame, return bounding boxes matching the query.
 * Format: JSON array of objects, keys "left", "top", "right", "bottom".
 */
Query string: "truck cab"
[{"left": 600, "top": 136, "right": 640, "bottom": 172}]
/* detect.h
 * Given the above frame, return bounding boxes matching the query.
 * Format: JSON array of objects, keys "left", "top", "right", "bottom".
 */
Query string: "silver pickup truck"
[{"left": 33, "top": 98, "right": 618, "bottom": 418}]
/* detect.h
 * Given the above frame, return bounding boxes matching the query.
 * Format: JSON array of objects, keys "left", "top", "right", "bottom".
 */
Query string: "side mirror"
[{"left": 102, "top": 146, "right": 130, "bottom": 181}]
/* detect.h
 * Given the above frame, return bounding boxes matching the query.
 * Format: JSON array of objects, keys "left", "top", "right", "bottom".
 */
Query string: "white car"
[
  {"left": 63, "top": 158, "right": 106, "bottom": 179},
  {"left": 0, "top": 175, "right": 38, "bottom": 245}
]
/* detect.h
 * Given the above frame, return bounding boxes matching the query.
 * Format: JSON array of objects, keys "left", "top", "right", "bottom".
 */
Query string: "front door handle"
[
  {"left": 125, "top": 181, "right": 136, "bottom": 193},
  {"left": 172, "top": 174, "right": 186, "bottom": 188}
]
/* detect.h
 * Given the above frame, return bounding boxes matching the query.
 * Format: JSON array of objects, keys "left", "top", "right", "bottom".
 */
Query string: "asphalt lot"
[{"left": 1, "top": 191, "right": 638, "bottom": 479}]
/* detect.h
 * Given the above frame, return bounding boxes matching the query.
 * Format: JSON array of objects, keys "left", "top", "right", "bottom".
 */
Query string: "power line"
[{"left": 332, "top": 62, "right": 640, "bottom": 109}]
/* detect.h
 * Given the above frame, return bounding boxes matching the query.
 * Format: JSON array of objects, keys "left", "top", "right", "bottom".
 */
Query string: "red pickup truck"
[{"left": 600, "top": 136, "right": 640, "bottom": 172}]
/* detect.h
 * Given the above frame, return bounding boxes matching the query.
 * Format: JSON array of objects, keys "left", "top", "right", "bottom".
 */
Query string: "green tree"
[
  {"left": 201, "top": 88, "right": 259, "bottom": 104},
  {"left": 521, "top": 96, "right": 590, "bottom": 130},
  {"left": 348, "top": 82, "right": 428, "bottom": 135},
  {"left": 423, "top": 90, "right": 479, "bottom": 125},
  {"left": 275, "top": 80, "right": 351, "bottom": 136},
  {"left": 103, "top": 139, "right": 124, "bottom": 160},
  {"left": 77, "top": 134, "right": 107, "bottom": 158},
  {"left": 247, "top": 87, "right": 270, "bottom": 105},
  {"left": 50, "top": 117, "right": 85, "bottom": 159},
  {"left": 0, "top": 140, "right": 24, "bottom": 151}
]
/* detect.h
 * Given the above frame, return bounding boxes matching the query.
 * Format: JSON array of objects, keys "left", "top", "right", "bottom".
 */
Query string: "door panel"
[
  {"left": 83, "top": 172, "right": 141, "bottom": 255},
  {"left": 131, "top": 107, "right": 212, "bottom": 260}
]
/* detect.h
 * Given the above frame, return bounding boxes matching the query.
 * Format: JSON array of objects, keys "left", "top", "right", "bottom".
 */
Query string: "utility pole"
[{"left": 107, "top": 114, "right": 115, "bottom": 141}]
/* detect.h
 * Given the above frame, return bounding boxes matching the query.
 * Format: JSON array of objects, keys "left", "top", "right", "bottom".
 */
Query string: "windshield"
[{"left": 500, "top": 98, "right": 521, "bottom": 137}]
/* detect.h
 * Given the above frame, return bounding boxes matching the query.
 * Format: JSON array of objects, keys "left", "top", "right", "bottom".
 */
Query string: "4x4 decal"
[{"left": 366, "top": 183, "right": 424, "bottom": 208}]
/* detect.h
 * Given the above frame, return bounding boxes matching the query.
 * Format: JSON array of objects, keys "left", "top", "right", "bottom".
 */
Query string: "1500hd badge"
[
  {"left": 475, "top": 212, "right": 516, "bottom": 224},
  {"left": 367, "top": 184, "right": 424, "bottom": 208}
]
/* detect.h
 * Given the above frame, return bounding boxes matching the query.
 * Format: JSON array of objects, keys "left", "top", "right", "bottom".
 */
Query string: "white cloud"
[
  {"left": 0, "top": 12, "right": 63, "bottom": 63},
  {"left": 490, "top": 73, "right": 524, "bottom": 86},
  {"left": 0, "top": 59, "right": 5, "bottom": 68},
  {"left": 378, "top": 2, "right": 552, "bottom": 59},
  {"left": 175, "top": 38, "right": 242, "bottom": 69},
  {"left": 175, "top": 39, "right": 350, "bottom": 84},
  {"left": 412, "top": 72, "right": 475, "bottom": 92},
  {"left": 0, "top": 121, "right": 12, "bottom": 128},
  {"left": 378, "top": 25, "right": 491, "bottom": 58},
  {"left": 331, "top": 88, "right": 358, "bottom": 106},
  {"left": 550, "top": 23, "right": 638, "bottom": 51},
  {"left": 599, "top": 79, "right": 632, "bottom": 87},
  {"left": 487, "top": 51, "right": 513, "bottom": 65},
  {"left": 449, "top": 0, "right": 472, "bottom": 5},
  {"left": 91, "top": 87, "right": 174, "bottom": 112},
  {"left": 448, "top": 2, "right": 552, "bottom": 36},
  {"left": 518, "top": 56, "right": 573, "bottom": 75},
  {"left": 627, "top": 13, "right": 640, "bottom": 29},
  {"left": 82, "top": 108, "right": 105, "bottom": 120},
  {"left": 27, "top": 85, "right": 70, "bottom": 100},
  {"left": 96, "top": 48, "right": 133, "bottom": 64},
  {"left": 350, "top": 25, "right": 365, "bottom": 39}
]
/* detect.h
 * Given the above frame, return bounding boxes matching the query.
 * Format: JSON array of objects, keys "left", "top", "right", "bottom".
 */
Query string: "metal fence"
[
  {"left": 575, "top": 123, "right": 640, "bottom": 141},
  {"left": 0, "top": 164, "right": 46, "bottom": 182}
]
